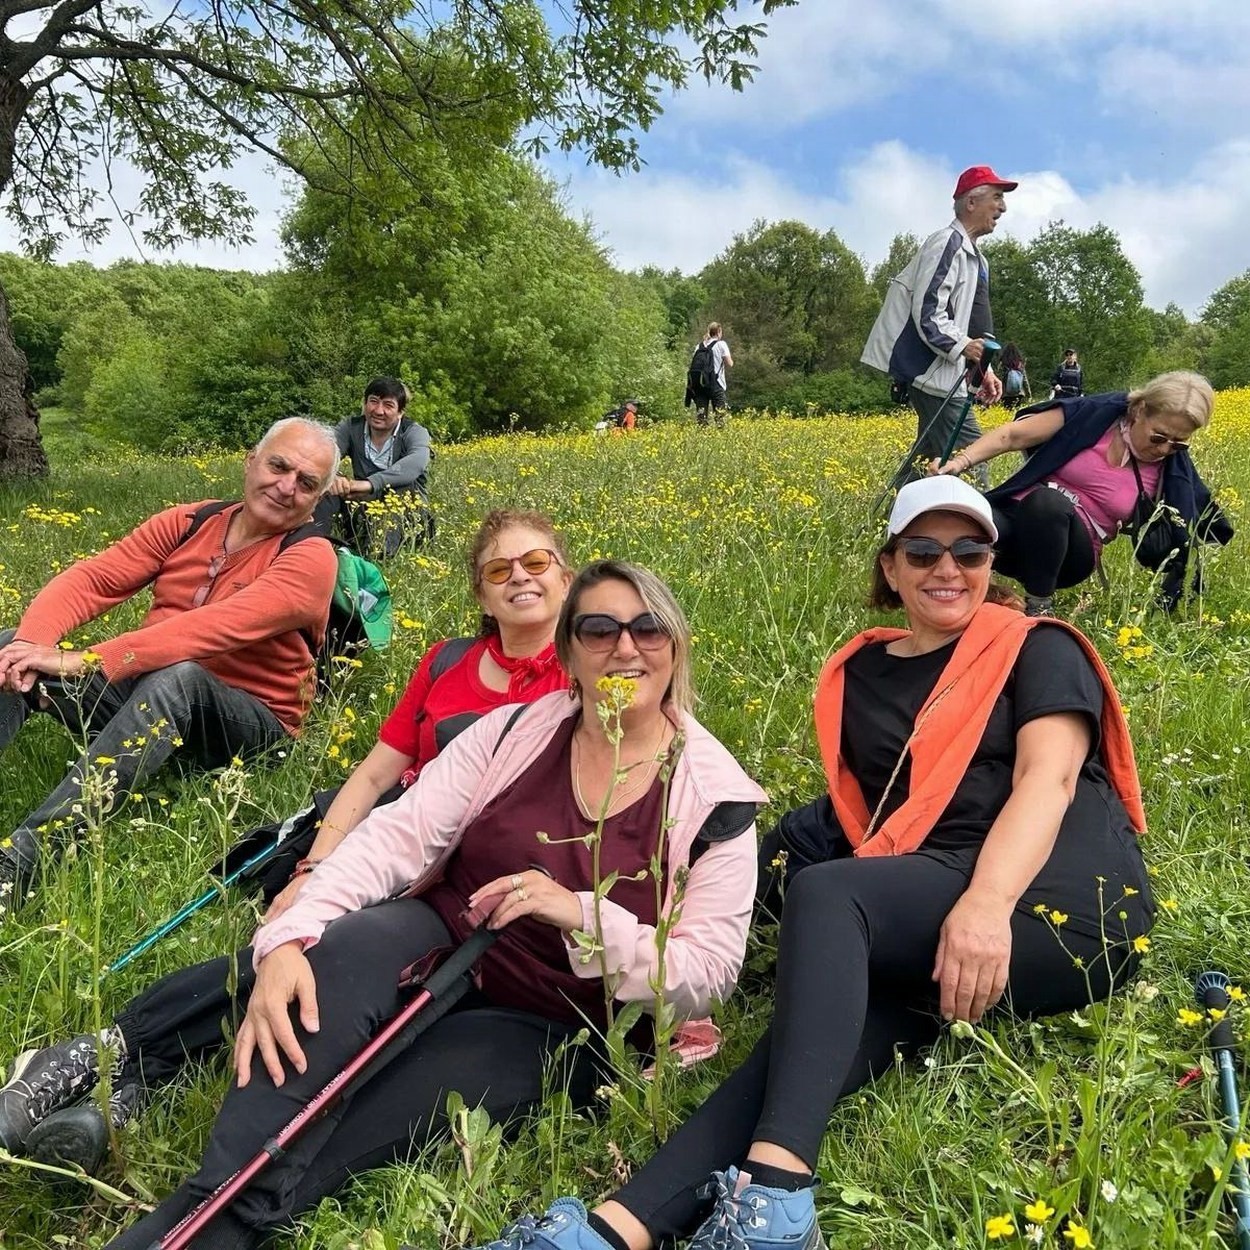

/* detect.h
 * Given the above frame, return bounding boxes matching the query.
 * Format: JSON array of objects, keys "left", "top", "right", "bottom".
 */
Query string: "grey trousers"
[
  {"left": 905, "top": 384, "right": 989, "bottom": 488},
  {"left": 0, "top": 628, "right": 286, "bottom": 873}
]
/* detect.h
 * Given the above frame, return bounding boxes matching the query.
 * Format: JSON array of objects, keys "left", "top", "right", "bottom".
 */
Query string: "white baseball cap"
[{"left": 886, "top": 477, "right": 998, "bottom": 542}]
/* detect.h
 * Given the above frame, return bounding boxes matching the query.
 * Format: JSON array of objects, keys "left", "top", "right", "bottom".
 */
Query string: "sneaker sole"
[{"left": 26, "top": 1105, "right": 110, "bottom": 1177}]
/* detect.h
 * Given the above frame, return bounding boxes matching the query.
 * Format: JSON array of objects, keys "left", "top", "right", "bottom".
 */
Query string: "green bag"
[{"left": 331, "top": 546, "right": 393, "bottom": 650}]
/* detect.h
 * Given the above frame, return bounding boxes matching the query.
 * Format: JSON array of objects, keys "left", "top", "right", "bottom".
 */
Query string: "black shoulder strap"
[
  {"left": 429, "top": 636, "right": 478, "bottom": 683},
  {"left": 690, "top": 800, "right": 761, "bottom": 865},
  {"left": 492, "top": 703, "right": 529, "bottom": 756},
  {"left": 181, "top": 500, "right": 235, "bottom": 545},
  {"left": 278, "top": 521, "right": 330, "bottom": 554}
]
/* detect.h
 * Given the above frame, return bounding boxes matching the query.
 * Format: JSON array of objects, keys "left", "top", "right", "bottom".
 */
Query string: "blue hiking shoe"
[
  {"left": 689, "top": 1167, "right": 824, "bottom": 1250},
  {"left": 411, "top": 1198, "right": 616, "bottom": 1250}
]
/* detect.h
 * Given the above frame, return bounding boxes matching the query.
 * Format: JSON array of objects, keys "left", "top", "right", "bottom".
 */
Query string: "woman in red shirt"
[{"left": 0, "top": 509, "right": 573, "bottom": 1173}]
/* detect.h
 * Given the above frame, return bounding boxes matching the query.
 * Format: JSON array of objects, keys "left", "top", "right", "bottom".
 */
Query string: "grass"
[{"left": 1, "top": 397, "right": 1250, "bottom": 1248}]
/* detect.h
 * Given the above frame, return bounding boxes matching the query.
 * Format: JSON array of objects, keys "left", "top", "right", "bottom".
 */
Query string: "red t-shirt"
[
  {"left": 378, "top": 637, "right": 569, "bottom": 786},
  {"left": 423, "top": 715, "right": 664, "bottom": 1029}
]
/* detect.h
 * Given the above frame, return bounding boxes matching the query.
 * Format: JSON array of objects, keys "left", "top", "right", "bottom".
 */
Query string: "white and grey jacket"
[{"left": 861, "top": 218, "right": 986, "bottom": 397}]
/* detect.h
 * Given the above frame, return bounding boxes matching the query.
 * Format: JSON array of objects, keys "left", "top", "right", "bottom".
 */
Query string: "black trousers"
[
  {"left": 614, "top": 850, "right": 1143, "bottom": 1243},
  {"left": 992, "top": 488, "right": 1096, "bottom": 597},
  {"left": 106, "top": 899, "right": 599, "bottom": 1249}
]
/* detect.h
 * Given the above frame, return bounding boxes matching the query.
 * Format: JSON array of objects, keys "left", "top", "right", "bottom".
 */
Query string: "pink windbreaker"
[{"left": 254, "top": 692, "right": 767, "bottom": 1023}]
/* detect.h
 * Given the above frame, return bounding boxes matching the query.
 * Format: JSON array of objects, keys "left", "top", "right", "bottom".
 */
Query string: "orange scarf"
[{"left": 813, "top": 602, "right": 1145, "bottom": 857}]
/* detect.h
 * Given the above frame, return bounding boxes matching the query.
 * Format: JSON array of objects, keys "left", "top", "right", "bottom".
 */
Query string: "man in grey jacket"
[
  {"left": 327, "top": 377, "right": 432, "bottom": 558},
  {"left": 861, "top": 165, "right": 1017, "bottom": 486}
]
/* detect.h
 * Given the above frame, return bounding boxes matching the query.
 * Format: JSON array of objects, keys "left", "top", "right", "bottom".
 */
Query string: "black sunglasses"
[
  {"left": 572, "top": 612, "right": 671, "bottom": 653},
  {"left": 898, "top": 537, "right": 994, "bottom": 569},
  {"left": 1146, "top": 431, "right": 1190, "bottom": 452}
]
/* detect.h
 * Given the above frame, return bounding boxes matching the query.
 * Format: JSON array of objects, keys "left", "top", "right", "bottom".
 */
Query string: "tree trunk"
[{"left": 0, "top": 280, "right": 47, "bottom": 477}]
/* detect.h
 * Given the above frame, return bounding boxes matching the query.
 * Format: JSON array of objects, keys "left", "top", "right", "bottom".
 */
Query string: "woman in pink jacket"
[{"left": 102, "top": 560, "right": 765, "bottom": 1250}]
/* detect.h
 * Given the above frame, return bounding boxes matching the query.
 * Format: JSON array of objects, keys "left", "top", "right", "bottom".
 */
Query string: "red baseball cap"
[{"left": 954, "top": 165, "right": 1018, "bottom": 198}]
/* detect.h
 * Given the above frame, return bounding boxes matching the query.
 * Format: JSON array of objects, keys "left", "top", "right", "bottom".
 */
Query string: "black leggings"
[
  {"left": 105, "top": 899, "right": 599, "bottom": 1249},
  {"left": 614, "top": 852, "right": 1142, "bottom": 1243},
  {"left": 992, "top": 488, "right": 1096, "bottom": 597}
]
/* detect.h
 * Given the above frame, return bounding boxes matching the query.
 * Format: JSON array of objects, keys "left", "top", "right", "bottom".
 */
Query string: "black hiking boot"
[
  {"left": 27, "top": 1079, "right": 147, "bottom": 1175},
  {"left": 0, "top": 1035, "right": 102, "bottom": 1151}
]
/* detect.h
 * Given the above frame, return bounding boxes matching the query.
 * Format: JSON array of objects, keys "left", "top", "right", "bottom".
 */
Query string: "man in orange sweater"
[{"left": 0, "top": 418, "right": 340, "bottom": 916}]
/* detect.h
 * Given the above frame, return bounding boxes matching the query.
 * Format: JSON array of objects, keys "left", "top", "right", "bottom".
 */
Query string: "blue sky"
[{"left": 4, "top": 0, "right": 1248, "bottom": 315}]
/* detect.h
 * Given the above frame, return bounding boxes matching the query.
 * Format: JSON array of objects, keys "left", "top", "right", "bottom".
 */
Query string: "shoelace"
[
  {"left": 496, "top": 1213, "right": 553, "bottom": 1250},
  {"left": 695, "top": 1174, "right": 769, "bottom": 1250},
  {"left": 17, "top": 1041, "right": 100, "bottom": 1120}
]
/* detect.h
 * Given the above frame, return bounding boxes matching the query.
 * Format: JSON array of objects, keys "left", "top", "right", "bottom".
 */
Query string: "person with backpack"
[
  {"left": 999, "top": 343, "right": 1030, "bottom": 410},
  {"left": 1050, "top": 349, "right": 1084, "bottom": 399},
  {"left": 323, "top": 377, "right": 433, "bottom": 559},
  {"left": 0, "top": 418, "right": 340, "bottom": 918},
  {"left": 27, "top": 561, "right": 763, "bottom": 1250},
  {"left": 0, "top": 508, "right": 575, "bottom": 1173},
  {"left": 685, "top": 323, "right": 733, "bottom": 426}
]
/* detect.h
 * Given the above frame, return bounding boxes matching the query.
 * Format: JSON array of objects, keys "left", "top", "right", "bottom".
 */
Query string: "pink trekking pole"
[{"left": 151, "top": 923, "right": 496, "bottom": 1249}]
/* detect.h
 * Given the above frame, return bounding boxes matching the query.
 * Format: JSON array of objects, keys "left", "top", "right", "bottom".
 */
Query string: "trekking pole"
[
  {"left": 151, "top": 922, "right": 498, "bottom": 1250},
  {"left": 936, "top": 338, "right": 1001, "bottom": 470},
  {"left": 865, "top": 367, "right": 971, "bottom": 526},
  {"left": 105, "top": 804, "right": 314, "bottom": 976},
  {"left": 1195, "top": 971, "right": 1250, "bottom": 1250}
]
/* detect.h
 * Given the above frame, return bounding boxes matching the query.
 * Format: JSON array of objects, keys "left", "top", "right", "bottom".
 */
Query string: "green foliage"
[
  {"left": 986, "top": 223, "right": 1153, "bottom": 393},
  {"left": 697, "top": 219, "right": 875, "bottom": 409}
]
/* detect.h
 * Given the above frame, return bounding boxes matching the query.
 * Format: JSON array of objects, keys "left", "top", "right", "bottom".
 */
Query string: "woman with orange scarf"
[{"left": 465, "top": 476, "right": 1153, "bottom": 1250}]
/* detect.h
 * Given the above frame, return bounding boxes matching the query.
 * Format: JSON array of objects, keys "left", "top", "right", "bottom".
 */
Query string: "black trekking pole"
[
  {"left": 150, "top": 922, "right": 498, "bottom": 1250},
  {"left": 1195, "top": 970, "right": 1250, "bottom": 1250},
  {"left": 866, "top": 339, "right": 1000, "bottom": 525}
]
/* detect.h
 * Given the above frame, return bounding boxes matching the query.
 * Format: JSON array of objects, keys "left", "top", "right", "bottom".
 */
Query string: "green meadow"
[{"left": 2, "top": 399, "right": 1249, "bottom": 1248}]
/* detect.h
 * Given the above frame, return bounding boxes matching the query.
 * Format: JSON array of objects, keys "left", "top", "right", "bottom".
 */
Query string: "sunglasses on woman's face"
[
  {"left": 572, "top": 612, "right": 671, "bottom": 653},
  {"left": 898, "top": 537, "right": 994, "bottom": 569},
  {"left": 478, "top": 548, "right": 561, "bottom": 585},
  {"left": 1146, "top": 431, "right": 1190, "bottom": 452}
]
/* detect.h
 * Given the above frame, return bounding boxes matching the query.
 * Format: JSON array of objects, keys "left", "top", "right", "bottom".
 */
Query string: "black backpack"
[
  {"left": 178, "top": 501, "right": 366, "bottom": 680},
  {"left": 688, "top": 339, "right": 719, "bottom": 393}
]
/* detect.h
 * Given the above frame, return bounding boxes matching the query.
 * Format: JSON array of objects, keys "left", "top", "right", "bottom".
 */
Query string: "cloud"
[
  {"left": 0, "top": 148, "right": 288, "bottom": 271},
  {"left": 562, "top": 139, "right": 1250, "bottom": 315}
]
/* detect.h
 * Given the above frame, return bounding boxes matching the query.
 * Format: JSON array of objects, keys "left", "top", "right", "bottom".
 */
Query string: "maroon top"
[{"left": 424, "top": 715, "right": 664, "bottom": 1029}]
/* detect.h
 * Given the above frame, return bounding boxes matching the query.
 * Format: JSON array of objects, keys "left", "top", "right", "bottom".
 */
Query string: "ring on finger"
[
  {"left": 517, "top": 886, "right": 528, "bottom": 901},
  {"left": 510, "top": 873, "right": 524, "bottom": 890}
]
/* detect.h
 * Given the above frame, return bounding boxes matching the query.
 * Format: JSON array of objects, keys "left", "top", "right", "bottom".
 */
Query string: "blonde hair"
[
  {"left": 1127, "top": 370, "right": 1214, "bottom": 430},
  {"left": 556, "top": 560, "right": 694, "bottom": 714}
]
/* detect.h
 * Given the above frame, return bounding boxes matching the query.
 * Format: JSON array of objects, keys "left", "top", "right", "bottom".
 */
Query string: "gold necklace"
[{"left": 573, "top": 721, "right": 669, "bottom": 819}]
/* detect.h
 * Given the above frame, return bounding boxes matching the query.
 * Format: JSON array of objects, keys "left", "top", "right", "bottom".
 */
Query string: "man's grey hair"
[
  {"left": 954, "top": 185, "right": 995, "bottom": 217},
  {"left": 254, "top": 418, "right": 340, "bottom": 492}
]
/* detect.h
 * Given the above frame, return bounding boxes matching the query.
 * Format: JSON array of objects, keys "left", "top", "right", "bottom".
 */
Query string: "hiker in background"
[
  {"left": 0, "top": 419, "right": 339, "bottom": 916},
  {"left": 323, "top": 377, "right": 433, "bottom": 559},
  {"left": 862, "top": 165, "right": 1018, "bottom": 488},
  {"left": 930, "top": 371, "right": 1232, "bottom": 616},
  {"left": 685, "top": 323, "right": 733, "bottom": 427},
  {"left": 0, "top": 509, "right": 574, "bottom": 1173},
  {"left": 597, "top": 400, "right": 639, "bottom": 434},
  {"left": 462, "top": 476, "right": 1152, "bottom": 1250},
  {"left": 1050, "top": 349, "right": 1084, "bottom": 400},
  {"left": 89, "top": 561, "right": 763, "bottom": 1250},
  {"left": 999, "top": 343, "right": 1030, "bottom": 410}
]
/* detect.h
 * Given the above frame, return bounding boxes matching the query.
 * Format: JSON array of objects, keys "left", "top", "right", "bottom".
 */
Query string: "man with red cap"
[{"left": 862, "top": 164, "right": 1018, "bottom": 487}]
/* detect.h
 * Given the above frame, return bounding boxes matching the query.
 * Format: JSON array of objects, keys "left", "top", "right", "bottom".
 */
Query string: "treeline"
[{"left": 6, "top": 169, "right": 1250, "bottom": 448}]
